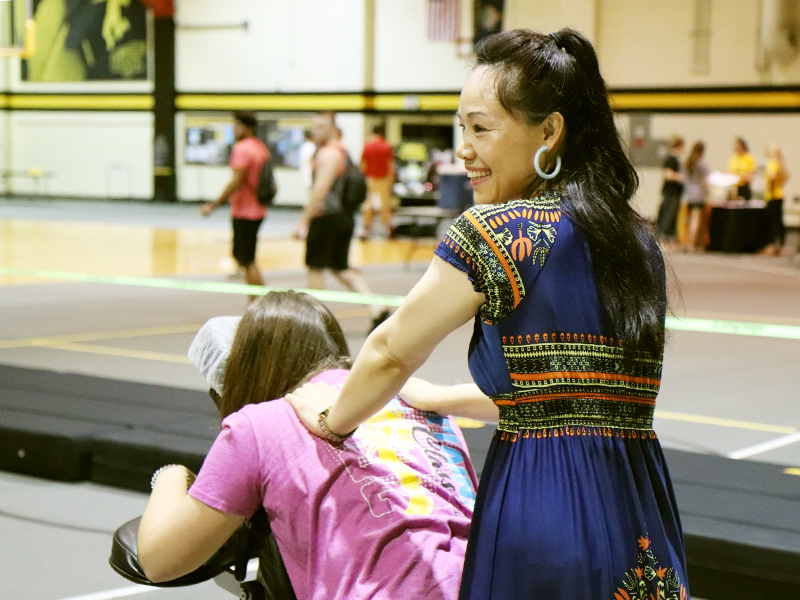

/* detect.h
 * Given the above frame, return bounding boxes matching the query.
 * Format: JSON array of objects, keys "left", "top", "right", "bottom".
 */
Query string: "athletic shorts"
[
  {"left": 232, "top": 218, "right": 263, "bottom": 266},
  {"left": 305, "top": 213, "right": 355, "bottom": 271}
]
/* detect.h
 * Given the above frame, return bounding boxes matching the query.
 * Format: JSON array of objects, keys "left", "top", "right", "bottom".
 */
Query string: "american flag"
[{"left": 428, "top": 0, "right": 460, "bottom": 41}]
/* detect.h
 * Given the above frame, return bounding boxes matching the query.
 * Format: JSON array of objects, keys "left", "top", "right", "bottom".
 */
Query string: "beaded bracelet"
[
  {"left": 318, "top": 407, "right": 357, "bottom": 444},
  {"left": 150, "top": 464, "right": 194, "bottom": 490}
]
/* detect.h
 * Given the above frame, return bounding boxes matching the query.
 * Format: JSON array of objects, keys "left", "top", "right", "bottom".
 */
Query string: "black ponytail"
[{"left": 475, "top": 29, "right": 665, "bottom": 356}]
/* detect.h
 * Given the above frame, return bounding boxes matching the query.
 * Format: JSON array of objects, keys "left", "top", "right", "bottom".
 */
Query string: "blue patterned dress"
[{"left": 434, "top": 191, "right": 689, "bottom": 600}]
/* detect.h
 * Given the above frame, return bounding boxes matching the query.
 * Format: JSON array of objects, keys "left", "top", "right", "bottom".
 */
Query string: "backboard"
[{"left": 0, "top": 0, "right": 35, "bottom": 58}]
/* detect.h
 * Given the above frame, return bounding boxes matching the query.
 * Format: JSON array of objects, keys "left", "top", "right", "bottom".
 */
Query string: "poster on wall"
[
  {"left": 184, "top": 117, "right": 235, "bottom": 166},
  {"left": 184, "top": 116, "right": 311, "bottom": 168},
  {"left": 258, "top": 120, "right": 310, "bottom": 169},
  {"left": 473, "top": 0, "right": 504, "bottom": 47},
  {"left": 21, "top": 0, "right": 148, "bottom": 82}
]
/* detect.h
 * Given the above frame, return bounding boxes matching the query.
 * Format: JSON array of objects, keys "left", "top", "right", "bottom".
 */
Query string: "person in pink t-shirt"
[
  {"left": 136, "top": 291, "right": 477, "bottom": 600},
  {"left": 201, "top": 111, "right": 270, "bottom": 302}
]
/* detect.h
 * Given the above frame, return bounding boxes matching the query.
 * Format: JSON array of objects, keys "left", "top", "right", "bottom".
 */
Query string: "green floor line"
[
  {"left": 0, "top": 267, "right": 405, "bottom": 307},
  {"left": 3, "top": 267, "right": 799, "bottom": 340},
  {"left": 665, "top": 316, "right": 800, "bottom": 341}
]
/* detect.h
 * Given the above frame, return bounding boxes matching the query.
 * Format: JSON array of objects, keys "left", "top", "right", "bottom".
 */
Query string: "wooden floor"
[
  {"left": 1, "top": 198, "right": 799, "bottom": 600},
  {"left": 0, "top": 208, "right": 436, "bottom": 285}
]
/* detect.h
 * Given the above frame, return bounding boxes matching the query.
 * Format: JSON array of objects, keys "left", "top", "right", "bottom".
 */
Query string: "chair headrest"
[{"left": 187, "top": 316, "right": 241, "bottom": 395}]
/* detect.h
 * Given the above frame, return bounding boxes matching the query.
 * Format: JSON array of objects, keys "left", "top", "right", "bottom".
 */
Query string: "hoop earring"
[{"left": 534, "top": 145, "right": 561, "bottom": 180}]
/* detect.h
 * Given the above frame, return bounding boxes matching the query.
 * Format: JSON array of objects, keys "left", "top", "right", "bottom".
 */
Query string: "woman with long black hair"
[{"left": 288, "top": 28, "right": 689, "bottom": 599}]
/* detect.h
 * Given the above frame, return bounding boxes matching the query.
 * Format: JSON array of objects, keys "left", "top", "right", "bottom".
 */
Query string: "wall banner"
[{"left": 22, "top": 0, "right": 148, "bottom": 82}]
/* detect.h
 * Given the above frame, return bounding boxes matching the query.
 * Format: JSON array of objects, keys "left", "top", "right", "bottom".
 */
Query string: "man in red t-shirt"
[
  {"left": 201, "top": 111, "right": 270, "bottom": 303},
  {"left": 359, "top": 124, "right": 395, "bottom": 238}
]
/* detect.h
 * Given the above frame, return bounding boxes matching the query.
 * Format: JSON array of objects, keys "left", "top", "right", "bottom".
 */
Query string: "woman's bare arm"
[
  {"left": 399, "top": 378, "right": 499, "bottom": 422},
  {"left": 287, "top": 257, "right": 484, "bottom": 436}
]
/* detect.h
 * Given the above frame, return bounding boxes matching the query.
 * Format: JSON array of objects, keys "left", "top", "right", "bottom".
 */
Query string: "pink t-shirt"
[
  {"left": 229, "top": 137, "right": 270, "bottom": 220},
  {"left": 189, "top": 369, "right": 477, "bottom": 600}
]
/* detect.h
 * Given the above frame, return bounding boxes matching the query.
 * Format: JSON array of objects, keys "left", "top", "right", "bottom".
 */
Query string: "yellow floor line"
[
  {"left": 332, "top": 307, "right": 372, "bottom": 319},
  {"left": 451, "top": 412, "right": 795, "bottom": 434},
  {"left": 0, "top": 324, "right": 203, "bottom": 349},
  {"left": 654, "top": 409, "right": 795, "bottom": 434},
  {"left": 29, "top": 341, "right": 192, "bottom": 364},
  {"left": 1, "top": 323, "right": 794, "bottom": 434},
  {"left": 452, "top": 417, "right": 488, "bottom": 429},
  {"left": 0, "top": 311, "right": 367, "bottom": 352}
]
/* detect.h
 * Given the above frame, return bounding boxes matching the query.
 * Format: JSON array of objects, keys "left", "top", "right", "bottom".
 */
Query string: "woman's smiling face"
[{"left": 456, "top": 66, "right": 548, "bottom": 205}]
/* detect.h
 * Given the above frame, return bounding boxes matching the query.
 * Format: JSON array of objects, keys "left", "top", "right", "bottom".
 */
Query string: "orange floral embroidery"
[
  {"left": 510, "top": 224, "right": 533, "bottom": 261},
  {"left": 617, "top": 535, "right": 685, "bottom": 600}
]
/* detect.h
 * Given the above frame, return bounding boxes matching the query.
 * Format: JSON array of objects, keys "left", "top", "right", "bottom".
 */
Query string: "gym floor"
[{"left": 1, "top": 198, "right": 799, "bottom": 600}]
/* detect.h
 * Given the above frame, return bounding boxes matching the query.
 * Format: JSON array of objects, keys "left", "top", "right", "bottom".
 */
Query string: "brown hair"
[
  {"left": 685, "top": 141, "right": 705, "bottom": 177},
  {"left": 315, "top": 111, "right": 337, "bottom": 126},
  {"left": 669, "top": 135, "right": 685, "bottom": 150},
  {"left": 219, "top": 291, "right": 350, "bottom": 419},
  {"left": 735, "top": 137, "right": 748, "bottom": 152},
  {"left": 234, "top": 111, "right": 257, "bottom": 131}
]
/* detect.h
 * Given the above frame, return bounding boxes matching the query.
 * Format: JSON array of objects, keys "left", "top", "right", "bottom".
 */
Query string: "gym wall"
[{"left": 0, "top": 0, "right": 798, "bottom": 213}]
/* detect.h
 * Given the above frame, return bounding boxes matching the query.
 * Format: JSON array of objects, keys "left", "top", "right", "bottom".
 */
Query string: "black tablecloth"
[
  {"left": 707, "top": 205, "right": 770, "bottom": 253},
  {"left": 396, "top": 192, "right": 440, "bottom": 207}
]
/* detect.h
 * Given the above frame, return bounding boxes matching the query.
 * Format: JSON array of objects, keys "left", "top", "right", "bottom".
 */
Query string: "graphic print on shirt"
[
  {"left": 413, "top": 413, "right": 476, "bottom": 510},
  {"left": 330, "top": 398, "right": 475, "bottom": 518}
]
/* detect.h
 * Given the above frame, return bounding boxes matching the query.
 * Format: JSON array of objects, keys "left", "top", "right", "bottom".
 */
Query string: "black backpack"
[
  {"left": 255, "top": 159, "right": 278, "bottom": 207},
  {"left": 338, "top": 155, "right": 368, "bottom": 214}
]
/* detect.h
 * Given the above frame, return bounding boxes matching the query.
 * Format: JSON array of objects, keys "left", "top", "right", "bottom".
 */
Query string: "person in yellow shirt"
[
  {"left": 762, "top": 143, "right": 789, "bottom": 255},
  {"left": 728, "top": 137, "right": 756, "bottom": 200}
]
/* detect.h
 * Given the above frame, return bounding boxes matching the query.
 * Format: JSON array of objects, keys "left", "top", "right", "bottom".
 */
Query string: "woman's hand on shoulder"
[
  {"left": 399, "top": 377, "right": 445, "bottom": 414},
  {"left": 285, "top": 382, "right": 340, "bottom": 438}
]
